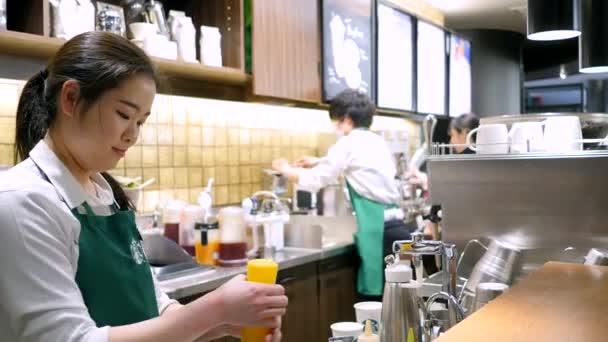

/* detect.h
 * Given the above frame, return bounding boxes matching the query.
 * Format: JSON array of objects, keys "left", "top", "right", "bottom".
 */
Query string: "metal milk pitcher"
[{"left": 380, "top": 255, "right": 424, "bottom": 342}]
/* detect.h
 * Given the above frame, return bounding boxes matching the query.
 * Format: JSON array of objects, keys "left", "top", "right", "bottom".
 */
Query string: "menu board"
[
  {"left": 417, "top": 21, "right": 446, "bottom": 115},
  {"left": 449, "top": 35, "right": 472, "bottom": 117},
  {"left": 322, "top": 0, "right": 373, "bottom": 101},
  {"left": 377, "top": 3, "right": 413, "bottom": 111}
]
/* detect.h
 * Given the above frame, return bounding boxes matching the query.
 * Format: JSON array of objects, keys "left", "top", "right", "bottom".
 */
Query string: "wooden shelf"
[{"left": 0, "top": 30, "right": 249, "bottom": 88}]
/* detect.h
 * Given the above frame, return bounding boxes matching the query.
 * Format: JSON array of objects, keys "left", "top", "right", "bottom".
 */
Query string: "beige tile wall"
[{"left": 0, "top": 79, "right": 420, "bottom": 213}]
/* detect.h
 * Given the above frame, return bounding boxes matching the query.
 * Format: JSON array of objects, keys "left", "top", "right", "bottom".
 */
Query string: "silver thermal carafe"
[
  {"left": 380, "top": 255, "right": 424, "bottom": 342},
  {"left": 142, "top": 0, "right": 169, "bottom": 37}
]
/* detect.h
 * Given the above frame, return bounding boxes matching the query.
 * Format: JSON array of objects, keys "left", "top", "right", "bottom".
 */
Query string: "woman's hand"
[
  {"left": 272, "top": 159, "right": 291, "bottom": 174},
  {"left": 293, "top": 156, "right": 320, "bottom": 168},
  {"left": 211, "top": 275, "right": 288, "bottom": 328},
  {"left": 265, "top": 317, "right": 282, "bottom": 342}
]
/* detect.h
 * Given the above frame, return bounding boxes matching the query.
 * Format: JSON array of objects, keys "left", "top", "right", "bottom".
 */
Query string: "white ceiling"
[{"left": 425, "top": 0, "right": 528, "bottom": 33}]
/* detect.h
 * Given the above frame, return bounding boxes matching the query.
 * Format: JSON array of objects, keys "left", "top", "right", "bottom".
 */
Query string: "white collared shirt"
[
  {"left": 0, "top": 140, "right": 175, "bottom": 342},
  {"left": 297, "top": 129, "right": 401, "bottom": 205}
]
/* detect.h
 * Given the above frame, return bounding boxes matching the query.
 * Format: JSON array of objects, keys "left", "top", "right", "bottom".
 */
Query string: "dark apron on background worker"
[{"left": 347, "top": 183, "right": 412, "bottom": 297}]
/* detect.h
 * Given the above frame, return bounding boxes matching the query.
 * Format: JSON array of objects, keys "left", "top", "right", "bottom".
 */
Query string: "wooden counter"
[{"left": 436, "top": 262, "right": 608, "bottom": 342}]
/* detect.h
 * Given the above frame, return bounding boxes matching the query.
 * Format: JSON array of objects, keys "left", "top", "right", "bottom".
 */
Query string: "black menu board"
[
  {"left": 322, "top": 0, "right": 373, "bottom": 101},
  {"left": 376, "top": 2, "right": 414, "bottom": 111}
]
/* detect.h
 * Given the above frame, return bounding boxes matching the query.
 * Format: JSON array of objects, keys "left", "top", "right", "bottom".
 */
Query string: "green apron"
[
  {"left": 346, "top": 183, "right": 385, "bottom": 296},
  {"left": 72, "top": 202, "right": 159, "bottom": 326}
]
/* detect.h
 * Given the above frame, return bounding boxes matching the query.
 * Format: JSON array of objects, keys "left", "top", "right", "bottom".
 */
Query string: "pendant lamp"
[
  {"left": 527, "top": 0, "right": 581, "bottom": 41},
  {"left": 579, "top": 0, "right": 608, "bottom": 73}
]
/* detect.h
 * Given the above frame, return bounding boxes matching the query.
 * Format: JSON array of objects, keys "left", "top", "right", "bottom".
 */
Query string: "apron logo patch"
[{"left": 130, "top": 239, "right": 146, "bottom": 265}]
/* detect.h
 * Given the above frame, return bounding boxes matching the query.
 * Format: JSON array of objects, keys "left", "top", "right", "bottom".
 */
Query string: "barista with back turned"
[{"left": 272, "top": 89, "right": 411, "bottom": 300}]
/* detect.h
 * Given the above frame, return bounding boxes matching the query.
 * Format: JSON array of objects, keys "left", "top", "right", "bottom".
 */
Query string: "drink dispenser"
[{"left": 217, "top": 207, "right": 248, "bottom": 266}]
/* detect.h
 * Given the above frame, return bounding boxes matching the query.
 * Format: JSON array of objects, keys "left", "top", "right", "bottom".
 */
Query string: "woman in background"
[{"left": 448, "top": 113, "right": 480, "bottom": 154}]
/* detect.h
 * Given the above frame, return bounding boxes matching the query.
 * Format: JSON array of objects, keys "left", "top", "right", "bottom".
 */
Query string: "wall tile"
[
  {"left": 203, "top": 167, "right": 216, "bottom": 184},
  {"left": 159, "top": 168, "right": 175, "bottom": 188},
  {"left": 158, "top": 146, "right": 173, "bottom": 167},
  {"left": 202, "top": 127, "right": 214, "bottom": 146},
  {"left": 251, "top": 129, "right": 262, "bottom": 146},
  {"left": 216, "top": 185, "right": 228, "bottom": 205},
  {"left": 261, "top": 148, "right": 272, "bottom": 164},
  {"left": 226, "top": 147, "right": 238, "bottom": 166},
  {"left": 174, "top": 146, "right": 187, "bottom": 166},
  {"left": 188, "top": 167, "right": 203, "bottom": 187},
  {"left": 228, "top": 185, "right": 240, "bottom": 203},
  {"left": 239, "top": 147, "right": 251, "bottom": 164},
  {"left": 239, "top": 166, "right": 252, "bottom": 183},
  {"left": 262, "top": 130, "right": 272, "bottom": 147},
  {"left": 215, "top": 127, "right": 227, "bottom": 146},
  {"left": 240, "top": 184, "right": 252, "bottom": 200},
  {"left": 271, "top": 131, "right": 281, "bottom": 146},
  {"left": 228, "top": 128, "right": 239, "bottom": 146},
  {"left": 175, "top": 167, "right": 188, "bottom": 188},
  {"left": 215, "top": 147, "right": 228, "bottom": 166},
  {"left": 250, "top": 148, "right": 261, "bottom": 164},
  {"left": 142, "top": 145, "right": 158, "bottom": 167},
  {"left": 140, "top": 124, "right": 157, "bottom": 145},
  {"left": 281, "top": 132, "right": 292, "bottom": 146},
  {"left": 228, "top": 167, "right": 239, "bottom": 185},
  {"left": 239, "top": 129, "right": 251, "bottom": 146},
  {"left": 173, "top": 125, "right": 187, "bottom": 145},
  {"left": 187, "top": 126, "right": 202, "bottom": 146},
  {"left": 0, "top": 83, "right": 19, "bottom": 117},
  {"left": 125, "top": 146, "right": 142, "bottom": 168},
  {"left": 0, "top": 117, "right": 15, "bottom": 144},
  {"left": 215, "top": 166, "right": 228, "bottom": 185},
  {"left": 188, "top": 146, "right": 202, "bottom": 166},
  {"left": 157, "top": 124, "right": 173, "bottom": 145},
  {"left": 202, "top": 148, "right": 215, "bottom": 166},
  {"left": 0, "top": 80, "right": 419, "bottom": 211}
]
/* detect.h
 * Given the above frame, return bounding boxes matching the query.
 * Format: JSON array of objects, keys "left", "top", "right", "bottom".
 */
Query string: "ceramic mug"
[
  {"left": 466, "top": 124, "right": 509, "bottom": 154},
  {"left": 543, "top": 116, "right": 582, "bottom": 153},
  {"left": 509, "top": 122, "right": 545, "bottom": 153}
]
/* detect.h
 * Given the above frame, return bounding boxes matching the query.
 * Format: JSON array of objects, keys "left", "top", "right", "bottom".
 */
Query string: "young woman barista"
[
  {"left": 0, "top": 32, "right": 286, "bottom": 342},
  {"left": 272, "top": 89, "right": 411, "bottom": 299}
]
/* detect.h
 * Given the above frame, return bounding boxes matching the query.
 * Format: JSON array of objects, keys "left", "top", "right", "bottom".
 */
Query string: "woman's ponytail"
[{"left": 14, "top": 70, "right": 51, "bottom": 163}]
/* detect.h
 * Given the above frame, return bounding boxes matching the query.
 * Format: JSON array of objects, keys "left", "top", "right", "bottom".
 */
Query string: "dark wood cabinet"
[
  {"left": 318, "top": 253, "right": 358, "bottom": 341},
  {"left": 251, "top": 0, "right": 321, "bottom": 103},
  {"left": 277, "top": 262, "right": 320, "bottom": 342}
]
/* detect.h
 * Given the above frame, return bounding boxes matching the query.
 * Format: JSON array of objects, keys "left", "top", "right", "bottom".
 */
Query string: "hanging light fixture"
[
  {"left": 527, "top": 0, "right": 581, "bottom": 41},
  {"left": 579, "top": 0, "right": 608, "bottom": 73}
]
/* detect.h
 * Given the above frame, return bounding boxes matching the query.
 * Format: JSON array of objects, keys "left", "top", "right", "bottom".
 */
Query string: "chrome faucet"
[{"left": 392, "top": 232, "right": 464, "bottom": 331}]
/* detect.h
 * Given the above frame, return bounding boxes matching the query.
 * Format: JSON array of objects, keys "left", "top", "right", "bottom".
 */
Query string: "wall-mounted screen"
[
  {"left": 377, "top": 3, "right": 413, "bottom": 111},
  {"left": 322, "top": 0, "right": 373, "bottom": 101},
  {"left": 417, "top": 20, "right": 446, "bottom": 115},
  {"left": 449, "top": 35, "right": 472, "bottom": 117}
]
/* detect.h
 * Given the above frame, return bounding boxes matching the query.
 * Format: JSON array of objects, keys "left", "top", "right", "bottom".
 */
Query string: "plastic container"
[
  {"left": 180, "top": 205, "right": 203, "bottom": 255},
  {"left": 163, "top": 200, "right": 186, "bottom": 244},
  {"left": 200, "top": 25, "right": 222, "bottom": 67},
  {"left": 217, "top": 207, "right": 248, "bottom": 266},
  {"left": 194, "top": 221, "right": 219, "bottom": 265},
  {"left": 241, "top": 259, "right": 279, "bottom": 342}
]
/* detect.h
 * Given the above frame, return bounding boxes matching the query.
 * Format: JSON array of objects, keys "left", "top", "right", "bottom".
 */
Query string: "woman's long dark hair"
[{"left": 14, "top": 31, "right": 160, "bottom": 210}]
